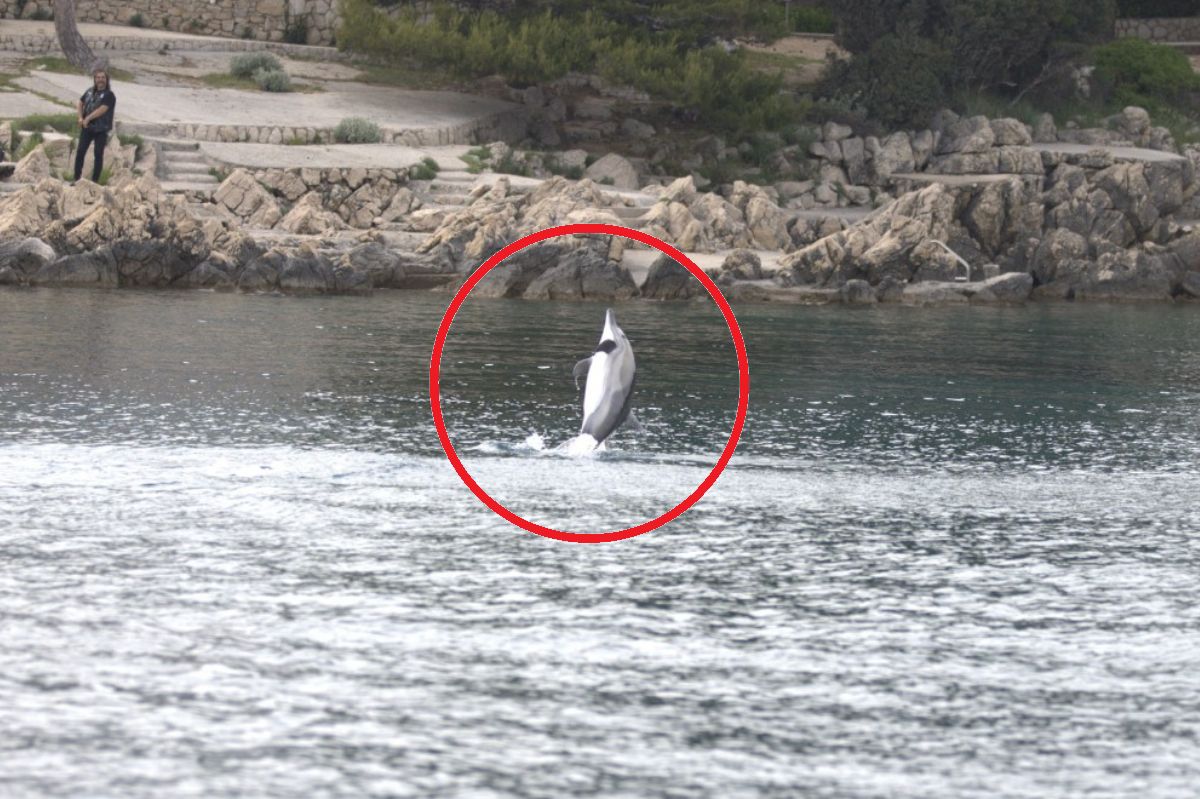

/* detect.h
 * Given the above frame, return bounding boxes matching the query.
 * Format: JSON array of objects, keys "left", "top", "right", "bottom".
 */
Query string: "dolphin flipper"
[
  {"left": 572, "top": 357, "right": 592, "bottom": 390},
  {"left": 624, "top": 411, "right": 645, "bottom": 433}
]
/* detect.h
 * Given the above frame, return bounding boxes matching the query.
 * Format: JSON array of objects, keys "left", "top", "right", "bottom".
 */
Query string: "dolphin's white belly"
[{"left": 582, "top": 352, "right": 612, "bottom": 419}]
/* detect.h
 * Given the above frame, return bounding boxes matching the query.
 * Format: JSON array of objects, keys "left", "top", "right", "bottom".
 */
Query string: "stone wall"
[
  {"left": 1116, "top": 16, "right": 1200, "bottom": 42},
  {"left": 0, "top": 0, "right": 341, "bottom": 46}
]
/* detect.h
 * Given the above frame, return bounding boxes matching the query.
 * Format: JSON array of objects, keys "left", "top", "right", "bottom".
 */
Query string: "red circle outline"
[{"left": 429, "top": 223, "right": 749, "bottom": 543}]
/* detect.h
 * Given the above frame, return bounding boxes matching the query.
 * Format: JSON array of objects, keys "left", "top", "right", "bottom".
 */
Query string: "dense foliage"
[
  {"left": 1092, "top": 37, "right": 1200, "bottom": 106},
  {"left": 821, "top": 0, "right": 1117, "bottom": 127},
  {"left": 363, "top": 0, "right": 828, "bottom": 41},
  {"left": 1115, "top": 0, "right": 1199, "bottom": 17},
  {"left": 339, "top": 0, "right": 797, "bottom": 135}
]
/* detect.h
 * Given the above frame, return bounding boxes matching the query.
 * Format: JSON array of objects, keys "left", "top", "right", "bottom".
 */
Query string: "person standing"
[{"left": 74, "top": 67, "right": 116, "bottom": 183}]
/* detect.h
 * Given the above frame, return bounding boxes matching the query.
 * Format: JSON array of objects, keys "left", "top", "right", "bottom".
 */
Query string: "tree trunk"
[{"left": 54, "top": 0, "right": 100, "bottom": 72}]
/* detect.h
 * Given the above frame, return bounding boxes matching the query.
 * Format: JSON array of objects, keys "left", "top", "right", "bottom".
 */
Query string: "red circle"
[{"left": 429, "top": 223, "right": 750, "bottom": 543}]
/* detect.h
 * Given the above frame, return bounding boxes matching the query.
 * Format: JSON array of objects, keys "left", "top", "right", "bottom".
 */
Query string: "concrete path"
[
  {"left": 1032, "top": 142, "right": 1188, "bottom": 163},
  {"left": 197, "top": 142, "right": 475, "bottom": 171},
  {"left": 15, "top": 71, "right": 516, "bottom": 140}
]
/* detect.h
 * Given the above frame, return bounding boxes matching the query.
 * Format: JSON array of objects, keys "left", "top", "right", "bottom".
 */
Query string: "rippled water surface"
[{"left": 2, "top": 288, "right": 1199, "bottom": 797}]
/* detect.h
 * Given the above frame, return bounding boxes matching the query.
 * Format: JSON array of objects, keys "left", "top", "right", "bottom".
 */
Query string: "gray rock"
[
  {"left": 585, "top": 153, "right": 639, "bottom": 189},
  {"left": 823, "top": 122, "right": 853, "bottom": 141},
  {"left": 911, "top": 130, "right": 935, "bottom": 171},
  {"left": 1111, "top": 106, "right": 1152, "bottom": 141},
  {"left": 870, "top": 132, "right": 915, "bottom": 182},
  {"left": 973, "top": 271, "right": 1033, "bottom": 303},
  {"left": 1180, "top": 271, "right": 1200, "bottom": 298},
  {"left": 176, "top": 252, "right": 237, "bottom": 290},
  {"left": 900, "top": 282, "right": 969, "bottom": 306},
  {"left": 996, "top": 146, "right": 1044, "bottom": 175},
  {"left": 640, "top": 253, "right": 701, "bottom": 300},
  {"left": 840, "top": 279, "right": 876, "bottom": 305},
  {"left": 1032, "top": 113, "right": 1057, "bottom": 143},
  {"left": 842, "top": 137, "right": 867, "bottom": 183},
  {"left": 620, "top": 118, "right": 656, "bottom": 139},
  {"left": 937, "top": 116, "right": 995, "bottom": 155},
  {"left": 1031, "top": 228, "right": 1088, "bottom": 284},
  {"left": 717, "top": 249, "right": 763, "bottom": 282},
  {"left": 991, "top": 118, "right": 1033, "bottom": 146},
  {"left": 0, "top": 237, "right": 56, "bottom": 276},
  {"left": 32, "top": 249, "right": 118, "bottom": 287}
]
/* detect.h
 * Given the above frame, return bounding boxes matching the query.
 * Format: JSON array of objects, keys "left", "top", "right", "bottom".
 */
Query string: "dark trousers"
[{"left": 73, "top": 128, "right": 108, "bottom": 183}]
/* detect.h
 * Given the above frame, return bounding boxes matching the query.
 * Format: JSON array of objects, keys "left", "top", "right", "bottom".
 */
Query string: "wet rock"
[
  {"left": 640, "top": 253, "right": 701, "bottom": 300},
  {"left": 32, "top": 248, "right": 118, "bottom": 287},
  {"left": 0, "top": 237, "right": 56, "bottom": 276},
  {"left": 1179, "top": 271, "right": 1200, "bottom": 298},
  {"left": 717, "top": 249, "right": 763, "bottom": 282},
  {"left": 176, "top": 252, "right": 237, "bottom": 290},
  {"left": 840, "top": 279, "right": 876, "bottom": 305}
]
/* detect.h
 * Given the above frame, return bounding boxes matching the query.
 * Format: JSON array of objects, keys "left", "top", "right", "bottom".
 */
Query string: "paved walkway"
[{"left": 14, "top": 71, "right": 517, "bottom": 144}]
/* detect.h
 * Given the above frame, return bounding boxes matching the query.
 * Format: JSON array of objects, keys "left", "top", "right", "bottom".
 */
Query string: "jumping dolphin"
[{"left": 572, "top": 309, "right": 636, "bottom": 448}]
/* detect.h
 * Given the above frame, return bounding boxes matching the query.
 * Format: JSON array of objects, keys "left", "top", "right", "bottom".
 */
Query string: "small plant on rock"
[
  {"left": 128, "top": 12, "right": 146, "bottom": 28},
  {"left": 334, "top": 117, "right": 382, "bottom": 144},
  {"left": 253, "top": 68, "right": 292, "bottom": 92},
  {"left": 230, "top": 52, "right": 283, "bottom": 79},
  {"left": 408, "top": 157, "right": 440, "bottom": 180}
]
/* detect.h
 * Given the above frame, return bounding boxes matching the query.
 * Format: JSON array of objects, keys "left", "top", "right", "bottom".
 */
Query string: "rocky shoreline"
[{"left": 2, "top": 106, "right": 1200, "bottom": 305}]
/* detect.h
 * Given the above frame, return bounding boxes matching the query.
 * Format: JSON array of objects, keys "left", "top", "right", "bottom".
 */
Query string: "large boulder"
[
  {"left": 12, "top": 146, "right": 51, "bottom": 183},
  {"left": 869, "top": 132, "right": 916, "bottom": 182},
  {"left": 275, "top": 192, "right": 348, "bottom": 235},
  {"left": 214, "top": 169, "right": 282, "bottom": 228},
  {"left": 640, "top": 253, "right": 701, "bottom": 300},
  {"left": 31, "top": 249, "right": 118, "bottom": 287},
  {"left": 584, "top": 153, "right": 639, "bottom": 190},
  {"left": 338, "top": 178, "right": 397, "bottom": 229},
  {"left": 990, "top": 118, "right": 1033, "bottom": 146},
  {"left": 936, "top": 116, "right": 996, "bottom": 155},
  {"left": 0, "top": 237, "right": 56, "bottom": 279},
  {"left": 0, "top": 179, "right": 62, "bottom": 237},
  {"left": 523, "top": 246, "right": 637, "bottom": 300}
]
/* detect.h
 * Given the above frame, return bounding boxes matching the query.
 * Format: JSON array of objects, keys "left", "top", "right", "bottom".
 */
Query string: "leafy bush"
[
  {"left": 408, "top": 157, "right": 439, "bottom": 180},
  {"left": 28, "top": 7, "right": 52, "bottom": 21},
  {"left": 128, "top": 12, "right": 146, "bottom": 28},
  {"left": 230, "top": 52, "right": 282, "bottom": 79},
  {"left": 15, "top": 112, "right": 78, "bottom": 134},
  {"left": 16, "top": 132, "right": 43, "bottom": 159},
  {"left": 1116, "top": 0, "right": 1199, "bottom": 16},
  {"left": 339, "top": 0, "right": 798, "bottom": 136},
  {"left": 1092, "top": 37, "right": 1200, "bottom": 105},
  {"left": 253, "top": 68, "right": 292, "bottom": 92},
  {"left": 789, "top": 6, "right": 835, "bottom": 34},
  {"left": 334, "top": 117, "right": 381, "bottom": 143},
  {"left": 240, "top": 27, "right": 255, "bottom": 40},
  {"left": 117, "top": 132, "right": 144, "bottom": 158},
  {"left": 822, "top": 0, "right": 1117, "bottom": 127}
]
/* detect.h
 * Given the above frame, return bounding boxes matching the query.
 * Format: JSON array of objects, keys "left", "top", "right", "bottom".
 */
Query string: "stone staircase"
[{"left": 152, "top": 139, "right": 219, "bottom": 196}]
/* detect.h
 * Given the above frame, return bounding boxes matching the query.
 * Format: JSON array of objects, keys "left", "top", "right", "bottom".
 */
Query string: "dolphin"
[{"left": 572, "top": 308, "right": 636, "bottom": 447}]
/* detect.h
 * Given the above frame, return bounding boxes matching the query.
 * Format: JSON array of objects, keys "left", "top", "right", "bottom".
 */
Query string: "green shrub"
[
  {"left": 408, "top": 158, "right": 438, "bottom": 180},
  {"left": 495, "top": 153, "right": 530, "bottom": 176},
  {"left": 789, "top": 6, "right": 835, "bottom": 34},
  {"left": 253, "top": 68, "right": 292, "bottom": 92},
  {"left": 230, "top": 52, "right": 282, "bottom": 79},
  {"left": 128, "top": 12, "right": 145, "bottom": 28},
  {"left": 820, "top": 33, "right": 951, "bottom": 128},
  {"left": 1116, "top": 0, "right": 1199, "bottom": 16},
  {"left": 334, "top": 116, "right": 381, "bottom": 143},
  {"left": 14, "top": 112, "right": 78, "bottom": 134},
  {"left": 28, "top": 7, "right": 52, "bottom": 21},
  {"left": 338, "top": 0, "right": 798, "bottom": 136},
  {"left": 117, "top": 132, "right": 144, "bottom": 158},
  {"left": 17, "top": 132, "right": 43, "bottom": 159},
  {"left": 240, "top": 27, "right": 255, "bottom": 39},
  {"left": 1092, "top": 37, "right": 1200, "bottom": 106}
]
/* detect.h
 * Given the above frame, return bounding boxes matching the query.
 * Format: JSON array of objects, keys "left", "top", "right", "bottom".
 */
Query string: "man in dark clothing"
[{"left": 74, "top": 68, "right": 116, "bottom": 183}]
